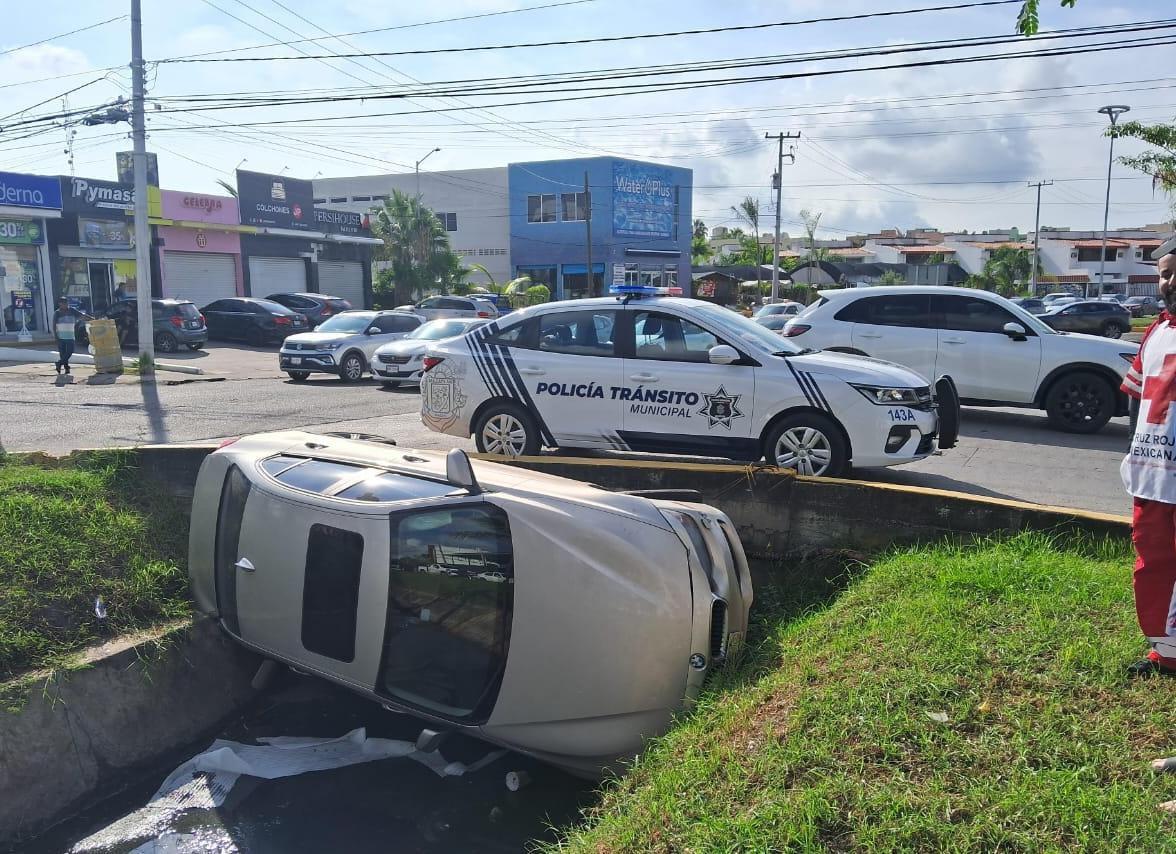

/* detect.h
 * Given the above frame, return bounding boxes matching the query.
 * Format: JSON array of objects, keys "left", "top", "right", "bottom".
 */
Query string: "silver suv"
[
  {"left": 397, "top": 295, "right": 499, "bottom": 322},
  {"left": 279, "top": 310, "right": 421, "bottom": 382}
]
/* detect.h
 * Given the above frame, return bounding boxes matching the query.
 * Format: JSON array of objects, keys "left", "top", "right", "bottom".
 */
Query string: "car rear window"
[
  {"left": 797, "top": 297, "right": 827, "bottom": 318},
  {"left": 176, "top": 303, "right": 201, "bottom": 319},
  {"left": 328, "top": 299, "right": 352, "bottom": 310}
]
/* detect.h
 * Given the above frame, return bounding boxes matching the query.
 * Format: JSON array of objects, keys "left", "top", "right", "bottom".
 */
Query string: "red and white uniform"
[{"left": 1123, "top": 312, "right": 1176, "bottom": 664}]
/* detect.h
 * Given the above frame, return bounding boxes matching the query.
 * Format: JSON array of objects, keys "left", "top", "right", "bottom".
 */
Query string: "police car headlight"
[{"left": 852, "top": 384, "right": 920, "bottom": 405}]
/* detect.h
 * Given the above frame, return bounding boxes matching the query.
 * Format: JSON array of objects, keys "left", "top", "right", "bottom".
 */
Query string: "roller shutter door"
[
  {"left": 248, "top": 256, "right": 307, "bottom": 297},
  {"left": 163, "top": 252, "right": 237, "bottom": 307},
  {"left": 318, "top": 261, "right": 365, "bottom": 309}
]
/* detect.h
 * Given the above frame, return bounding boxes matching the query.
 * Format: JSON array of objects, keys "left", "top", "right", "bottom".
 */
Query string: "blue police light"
[{"left": 609, "top": 285, "right": 684, "bottom": 298}]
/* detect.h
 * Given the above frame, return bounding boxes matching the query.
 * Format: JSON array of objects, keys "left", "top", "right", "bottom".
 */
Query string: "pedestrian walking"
[
  {"left": 1122, "top": 235, "right": 1176, "bottom": 676},
  {"left": 52, "top": 297, "right": 87, "bottom": 376}
]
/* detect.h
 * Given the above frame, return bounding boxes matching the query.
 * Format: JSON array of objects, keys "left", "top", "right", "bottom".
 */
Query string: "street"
[{"left": 0, "top": 343, "right": 1133, "bottom": 516}]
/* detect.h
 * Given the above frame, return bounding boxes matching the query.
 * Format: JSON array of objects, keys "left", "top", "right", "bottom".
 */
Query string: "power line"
[{"left": 0, "top": 15, "right": 127, "bottom": 59}]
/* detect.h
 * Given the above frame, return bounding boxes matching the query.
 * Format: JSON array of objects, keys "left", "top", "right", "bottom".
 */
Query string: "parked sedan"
[
  {"left": 754, "top": 314, "right": 791, "bottom": 333},
  {"left": 1040, "top": 300, "right": 1132, "bottom": 338},
  {"left": 753, "top": 301, "right": 803, "bottom": 319},
  {"left": 104, "top": 298, "right": 208, "bottom": 352},
  {"left": 396, "top": 295, "right": 499, "bottom": 321},
  {"left": 202, "top": 297, "right": 308, "bottom": 346},
  {"left": 279, "top": 310, "right": 422, "bottom": 382},
  {"left": 372, "top": 317, "right": 489, "bottom": 388},
  {"left": 1125, "top": 295, "right": 1161, "bottom": 318},
  {"left": 265, "top": 292, "right": 353, "bottom": 328}
]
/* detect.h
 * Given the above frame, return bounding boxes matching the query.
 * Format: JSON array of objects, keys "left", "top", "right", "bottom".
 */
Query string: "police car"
[{"left": 419, "top": 286, "right": 955, "bottom": 477}]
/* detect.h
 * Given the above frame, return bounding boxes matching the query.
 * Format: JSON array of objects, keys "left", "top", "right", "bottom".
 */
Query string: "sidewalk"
[{"left": 0, "top": 361, "right": 223, "bottom": 386}]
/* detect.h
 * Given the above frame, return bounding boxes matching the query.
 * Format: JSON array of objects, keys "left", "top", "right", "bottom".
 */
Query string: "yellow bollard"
[{"left": 86, "top": 319, "right": 124, "bottom": 375}]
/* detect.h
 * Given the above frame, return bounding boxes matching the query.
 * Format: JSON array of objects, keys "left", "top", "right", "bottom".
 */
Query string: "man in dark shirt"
[{"left": 52, "top": 297, "right": 87, "bottom": 375}]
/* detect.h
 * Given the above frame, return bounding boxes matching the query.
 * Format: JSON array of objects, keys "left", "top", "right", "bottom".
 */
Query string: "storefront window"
[
  {"left": 0, "top": 245, "right": 44, "bottom": 334},
  {"left": 58, "top": 258, "right": 136, "bottom": 316}
]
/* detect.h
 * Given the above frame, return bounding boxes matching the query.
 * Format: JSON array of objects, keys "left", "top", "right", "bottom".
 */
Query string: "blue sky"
[{"left": 1, "top": 0, "right": 1172, "bottom": 237}]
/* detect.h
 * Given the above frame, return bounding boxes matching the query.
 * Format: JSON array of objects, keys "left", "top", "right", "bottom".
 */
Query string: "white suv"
[
  {"left": 279, "top": 310, "right": 422, "bottom": 382},
  {"left": 782, "top": 286, "right": 1138, "bottom": 433},
  {"left": 396, "top": 295, "right": 500, "bottom": 322},
  {"left": 419, "top": 292, "right": 952, "bottom": 477}
]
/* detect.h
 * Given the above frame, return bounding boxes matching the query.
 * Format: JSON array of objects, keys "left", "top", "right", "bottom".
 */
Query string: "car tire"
[
  {"left": 474, "top": 402, "right": 541, "bottom": 457},
  {"left": 288, "top": 371, "right": 310, "bottom": 382},
  {"left": 154, "top": 332, "right": 178, "bottom": 353},
  {"left": 1044, "top": 371, "right": 1115, "bottom": 433},
  {"left": 1101, "top": 321, "right": 1125, "bottom": 339},
  {"left": 381, "top": 380, "right": 400, "bottom": 389},
  {"left": 246, "top": 326, "right": 265, "bottom": 348},
  {"left": 187, "top": 342, "right": 204, "bottom": 350},
  {"left": 339, "top": 352, "right": 365, "bottom": 382},
  {"left": 763, "top": 412, "right": 849, "bottom": 478},
  {"left": 935, "top": 375, "right": 961, "bottom": 451}
]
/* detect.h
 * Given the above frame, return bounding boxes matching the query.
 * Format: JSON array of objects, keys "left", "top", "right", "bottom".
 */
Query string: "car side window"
[
  {"left": 372, "top": 315, "right": 406, "bottom": 333},
  {"left": 419, "top": 297, "right": 441, "bottom": 309},
  {"left": 835, "top": 295, "right": 932, "bottom": 328},
  {"left": 205, "top": 300, "right": 227, "bottom": 312},
  {"left": 301, "top": 524, "right": 364, "bottom": 662},
  {"left": 389, "top": 315, "right": 421, "bottom": 333},
  {"left": 439, "top": 298, "right": 468, "bottom": 310},
  {"left": 633, "top": 311, "right": 723, "bottom": 362},
  {"left": 537, "top": 309, "right": 617, "bottom": 357},
  {"left": 934, "top": 295, "right": 1025, "bottom": 334}
]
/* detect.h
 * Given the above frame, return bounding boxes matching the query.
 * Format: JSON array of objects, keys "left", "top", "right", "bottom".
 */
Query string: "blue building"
[{"left": 508, "top": 157, "right": 692, "bottom": 300}]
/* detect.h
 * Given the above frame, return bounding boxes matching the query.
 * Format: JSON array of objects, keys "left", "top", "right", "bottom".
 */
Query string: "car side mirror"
[
  {"left": 446, "top": 448, "right": 482, "bottom": 493},
  {"left": 1003, "top": 321, "right": 1027, "bottom": 340},
  {"left": 365, "top": 326, "right": 378, "bottom": 335},
  {"left": 709, "top": 344, "right": 741, "bottom": 365}
]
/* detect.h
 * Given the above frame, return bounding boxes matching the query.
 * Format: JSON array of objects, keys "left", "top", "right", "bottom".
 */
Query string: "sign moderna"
[
  {"left": 0, "top": 171, "right": 62, "bottom": 212},
  {"left": 237, "top": 169, "right": 313, "bottom": 231}
]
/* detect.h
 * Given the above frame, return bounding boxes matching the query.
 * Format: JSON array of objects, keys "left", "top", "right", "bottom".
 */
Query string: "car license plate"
[{"left": 290, "top": 357, "right": 302, "bottom": 365}]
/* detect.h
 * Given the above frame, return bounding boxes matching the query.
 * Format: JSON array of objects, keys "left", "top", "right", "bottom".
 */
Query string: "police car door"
[
  {"left": 508, "top": 307, "right": 624, "bottom": 449},
  {"left": 620, "top": 307, "right": 756, "bottom": 457}
]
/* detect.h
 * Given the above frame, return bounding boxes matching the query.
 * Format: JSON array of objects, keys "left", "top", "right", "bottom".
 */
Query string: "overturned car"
[{"left": 188, "top": 431, "right": 752, "bottom": 776}]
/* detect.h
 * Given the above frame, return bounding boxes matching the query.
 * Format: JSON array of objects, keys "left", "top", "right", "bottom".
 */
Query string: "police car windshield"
[
  {"left": 690, "top": 303, "right": 806, "bottom": 355},
  {"left": 317, "top": 312, "right": 374, "bottom": 333}
]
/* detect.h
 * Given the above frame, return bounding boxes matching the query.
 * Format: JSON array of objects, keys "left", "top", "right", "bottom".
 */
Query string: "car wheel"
[
  {"left": 288, "top": 371, "right": 310, "bottom": 382},
  {"left": 381, "top": 380, "right": 400, "bottom": 389},
  {"left": 154, "top": 332, "right": 178, "bottom": 353},
  {"left": 474, "top": 402, "right": 540, "bottom": 457},
  {"left": 1044, "top": 371, "right": 1115, "bottom": 433},
  {"left": 764, "top": 413, "right": 848, "bottom": 478},
  {"left": 339, "top": 352, "right": 365, "bottom": 382},
  {"left": 935, "top": 376, "right": 961, "bottom": 451},
  {"left": 1101, "top": 321, "right": 1125, "bottom": 339},
  {"left": 246, "top": 326, "right": 265, "bottom": 347},
  {"left": 187, "top": 342, "right": 204, "bottom": 350}
]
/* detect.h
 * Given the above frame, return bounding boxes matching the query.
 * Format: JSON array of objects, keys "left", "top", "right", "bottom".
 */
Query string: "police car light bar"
[{"left": 609, "top": 285, "right": 683, "bottom": 298}]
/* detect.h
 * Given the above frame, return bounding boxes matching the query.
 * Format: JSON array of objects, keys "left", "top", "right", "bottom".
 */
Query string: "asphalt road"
[{"left": 0, "top": 342, "right": 1133, "bottom": 516}]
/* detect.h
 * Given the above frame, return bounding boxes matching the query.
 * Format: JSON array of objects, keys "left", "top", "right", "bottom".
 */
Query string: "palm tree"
[
  {"left": 215, "top": 180, "right": 237, "bottom": 198},
  {"left": 730, "top": 197, "right": 765, "bottom": 285},
  {"left": 370, "top": 190, "right": 453, "bottom": 303},
  {"left": 693, "top": 219, "right": 708, "bottom": 240}
]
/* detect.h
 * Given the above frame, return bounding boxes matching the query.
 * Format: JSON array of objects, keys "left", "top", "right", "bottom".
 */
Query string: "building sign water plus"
[{"left": 612, "top": 162, "right": 676, "bottom": 239}]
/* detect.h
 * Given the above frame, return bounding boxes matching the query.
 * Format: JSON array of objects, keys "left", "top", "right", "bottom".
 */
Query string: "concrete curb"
[
  {"left": 0, "top": 617, "right": 260, "bottom": 846},
  {"left": 0, "top": 347, "right": 204, "bottom": 375}
]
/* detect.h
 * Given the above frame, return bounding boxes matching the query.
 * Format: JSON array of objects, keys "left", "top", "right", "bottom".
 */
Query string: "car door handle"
[
  {"left": 235, "top": 558, "right": 255, "bottom": 572},
  {"left": 858, "top": 332, "right": 882, "bottom": 339},
  {"left": 629, "top": 372, "right": 659, "bottom": 382},
  {"left": 519, "top": 367, "right": 545, "bottom": 376},
  {"left": 942, "top": 337, "right": 966, "bottom": 345}
]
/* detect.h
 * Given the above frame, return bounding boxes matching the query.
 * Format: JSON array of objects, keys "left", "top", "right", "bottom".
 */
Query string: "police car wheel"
[
  {"left": 765, "top": 413, "right": 848, "bottom": 478},
  {"left": 474, "top": 403, "right": 539, "bottom": 457},
  {"left": 1044, "top": 371, "right": 1114, "bottom": 433}
]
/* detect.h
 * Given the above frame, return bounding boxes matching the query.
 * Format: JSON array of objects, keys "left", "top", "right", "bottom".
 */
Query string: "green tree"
[
  {"left": 967, "top": 247, "right": 1040, "bottom": 296},
  {"left": 730, "top": 197, "right": 766, "bottom": 286},
  {"left": 524, "top": 284, "right": 551, "bottom": 306},
  {"left": 1016, "top": 0, "right": 1076, "bottom": 35},
  {"left": 693, "top": 219, "right": 708, "bottom": 240},
  {"left": 370, "top": 190, "right": 461, "bottom": 304},
  {"left": 215, "top": 180, "right": 238, "bottom": 198},
  {"left": 877, "top": 270, "right": 906, "bottom": 285},
  {"left": 1115, "top": 120, "right": 1176, "bottom": 200},
  {"left": 799, "top": 208, "right": 822, "bottom": 265},
  {"left": 691, "top": 234, "right": 714, "bottom": 265}
]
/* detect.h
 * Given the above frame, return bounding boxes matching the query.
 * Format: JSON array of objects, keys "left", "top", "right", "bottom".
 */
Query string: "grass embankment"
[
  {"left": 0, "top": 452, "right": 189, "bottom": 680},
  {"left": 555, "top": 534, "right": 1176, "bottom": 851}
]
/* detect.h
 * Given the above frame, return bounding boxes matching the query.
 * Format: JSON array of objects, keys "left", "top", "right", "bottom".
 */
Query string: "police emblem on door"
[
  {"left": 699, "top": 386, "right": 745, "bottom": 429},
  {"left": 422, "top": 363, "right": 467, "bottom": 431}
]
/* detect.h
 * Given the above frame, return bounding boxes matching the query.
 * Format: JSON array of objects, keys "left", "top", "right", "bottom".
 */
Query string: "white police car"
[{"left": 418, "top": 286, "right": 954, "bottom": 477}]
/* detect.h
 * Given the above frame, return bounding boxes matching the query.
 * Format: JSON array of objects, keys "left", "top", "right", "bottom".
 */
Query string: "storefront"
[
  {"left": 0, "top": 171, "right": 61, "bottom": 339},
  {"left": 156, "top": 190, "right": 243, "bottom": 306},
  {"left": 49, "top": 176, "right": 140, "bottom": 315}
]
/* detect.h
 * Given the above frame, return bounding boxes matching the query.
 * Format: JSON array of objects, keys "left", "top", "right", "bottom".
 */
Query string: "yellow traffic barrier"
[{"left": 86, "top": 319, "right": 124, "bottom": 375}]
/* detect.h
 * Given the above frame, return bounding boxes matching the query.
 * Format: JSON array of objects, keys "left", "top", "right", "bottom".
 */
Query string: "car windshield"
[
  {"left": 408, "top": 319, "right": 473, "bottom": 340},
  {"left": 688, "top": 303, "right": 806, "bottom": 355},
  {"left": 317, "top": 312, "right": 375, "bottom": 333}
]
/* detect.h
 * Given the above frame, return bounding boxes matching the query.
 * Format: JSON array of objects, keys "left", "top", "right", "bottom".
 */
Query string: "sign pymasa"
[
  {"left": 64, "top": 177, "right": 136, "bottom": 214},
  {"left": 612, "top": 162, "right": 676, "bottom": 240},
  {"left": 237, "top": 169, "right": 313, "bottom": 231}
]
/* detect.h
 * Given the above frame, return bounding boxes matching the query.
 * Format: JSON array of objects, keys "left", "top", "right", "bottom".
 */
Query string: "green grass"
[
  {"left": 551, "top": 533, "right": 1176, "bottom": 852},
  {"left": 1132, "top": 316, "right": 1154, "bottom": 330},
  {"left": 0, "top": 451, "right": 190, "bottom": 680}
]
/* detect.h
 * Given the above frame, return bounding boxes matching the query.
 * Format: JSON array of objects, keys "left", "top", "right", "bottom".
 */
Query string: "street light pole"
[
  {"left": 1096, "top": 104, "right": 1130, "bottom": 299},
  {"left": 1028, "top": 180, "right": 1052, "bottom": 296},
  {"left": 130, "top": 0, "right": 154, "bottom": 367},
  {"left": 415, "top": 147, "right": 441, "bottom": 198}
]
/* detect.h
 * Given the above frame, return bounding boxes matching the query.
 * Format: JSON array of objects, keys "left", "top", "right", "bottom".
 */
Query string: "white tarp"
[{"left": 72, "top": 728, "right": 505, "bottom": 853}]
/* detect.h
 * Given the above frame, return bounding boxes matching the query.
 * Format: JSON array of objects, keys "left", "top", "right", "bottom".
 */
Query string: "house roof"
[
  {"left": 965, "top": 241, "right": 1034, "bottom": 250},
  {"left": 896, "top": 246, "right": 955, "bottom": 254},
  {"left": 1065, "top": 239, "right": 1132, "bottom": 249},
  {"left": 1129, "top": 274, "right": 1160, "bottom": 284}
]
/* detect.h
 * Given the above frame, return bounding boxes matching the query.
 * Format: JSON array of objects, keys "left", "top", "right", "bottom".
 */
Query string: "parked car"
[
  {"left": 372, "top": 318, "right": 489, "bottom": 388},
  {"left": 1040, "top": 300, "right": 1132, "bottom": 339},
  {"left": 265, "top": 292, "right": 353, "bottom": 328},
  {"left": 278, "top": 310, "right": 423, "bottom": 382},
  {"left": 781, "top": 286, "right": 1137, "bottom": 433},
  {"left": 104, "top": 298, "right": 208, "bottom": 353},
  {"left": 397, "top": 295, "right": 500, "bottom": 321},
  {"left": 752, "top": 301, "right": 803, "bottom": 320},
  {"left": 754, "top": 314, "right": 791, "bottom": 333},
  {"left": 202, "top": 297, "right": 308, "bottom": 346},
  {"left": 1009, "top": 297, "right": 1047, "bottom": 315},
  {"left": 1125, "top": 295, "right": 1162, "bottom": 318},
  {"left": 187, "top": 431, "right": 752, "bottom": 777},
  {"left": 1041, "top": 292, "right": 1079, "bottom": 307},
  {"left": 1099, "top": 293, "right": 1128, "bottom": 304}
]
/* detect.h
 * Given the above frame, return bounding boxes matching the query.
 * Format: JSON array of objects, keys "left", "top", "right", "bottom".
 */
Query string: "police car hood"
[{"left": 782, "top": 349, "right": 931, "bottom": 387}]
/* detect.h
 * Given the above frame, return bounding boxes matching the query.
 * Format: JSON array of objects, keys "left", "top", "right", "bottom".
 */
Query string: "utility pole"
[
  {"left": 1027, "top": 180, "right": 1052, "bottom": 296},
  {"left": 583, "top": 171, "right": 594, "bottom": 297},
  {"left": 765, "top": 132, "right": 799, "bottom": 303},
  {"left": 1096, "top": 105, "right": 1130, "bottom": 299},
  {"left": 130, "top": 0, "right": 154, "bottom": 367}
]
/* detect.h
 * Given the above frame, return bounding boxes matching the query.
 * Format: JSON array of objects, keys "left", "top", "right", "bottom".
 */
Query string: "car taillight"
[
  {"left": 169, "top": 316, "right": 183, "bottom": 328},
  {"left": 217, "top": 437, "right": 239, "bottom": 449},
  {"left": 320, "top": 307, "right": 333, "bottom": 316},
  {"left": 275, "top": 316, "right": 292, "bottom": 325},
  {"left": 782, "top": 323, "right": 811, "bottom": 337},
  {"left": 477, "top": 311, "right": 491, "bottom": 318},
  {"left": 199, "top": 314, "right": 205, "bottom": 325},
  {"left": 422, "top": 356, "right": 444, "bottom": 372}
]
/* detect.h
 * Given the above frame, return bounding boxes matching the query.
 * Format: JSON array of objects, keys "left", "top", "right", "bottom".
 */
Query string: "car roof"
[{"left": 815, "top": 285, "right": 1005, "bottom": 300}]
